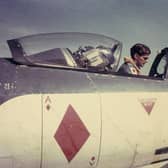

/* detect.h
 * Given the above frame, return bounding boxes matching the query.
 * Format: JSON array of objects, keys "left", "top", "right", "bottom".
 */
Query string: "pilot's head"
[{"left": 130, "top": 43, "right": 151, "bottom": 68}]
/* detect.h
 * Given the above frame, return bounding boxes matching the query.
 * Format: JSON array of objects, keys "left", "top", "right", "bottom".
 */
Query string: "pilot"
[{"left": 118, "top": 43, "right": 151, "bottom": 75}]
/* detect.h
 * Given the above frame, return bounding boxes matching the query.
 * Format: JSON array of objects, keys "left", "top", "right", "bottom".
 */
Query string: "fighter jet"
[{"left": 0, "top": 32, "right": 168, "bottom": 168}]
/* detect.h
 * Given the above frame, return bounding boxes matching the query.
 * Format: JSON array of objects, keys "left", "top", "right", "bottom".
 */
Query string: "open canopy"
[{"left": 7, "top": 32, "right": 122, "bottom": 72}]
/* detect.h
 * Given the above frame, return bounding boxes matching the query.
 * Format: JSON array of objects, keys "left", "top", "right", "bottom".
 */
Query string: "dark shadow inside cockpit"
[{"left": 149, "top": 48, "right": 168, "bottom": 79}]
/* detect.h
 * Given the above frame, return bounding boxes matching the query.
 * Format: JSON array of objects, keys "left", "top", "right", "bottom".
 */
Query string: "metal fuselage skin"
[{"left": 0, "top": 58, "right": 168, "bottom": 168}]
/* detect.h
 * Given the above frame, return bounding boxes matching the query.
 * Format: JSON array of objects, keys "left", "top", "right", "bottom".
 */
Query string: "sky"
[{"left": 0, "top": 0, "right": 168, "bottom": 74}]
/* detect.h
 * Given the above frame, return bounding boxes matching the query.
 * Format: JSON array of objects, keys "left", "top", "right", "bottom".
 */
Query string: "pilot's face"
[{"left": 134, "top": 54, "right": 149, "bottom": 68}]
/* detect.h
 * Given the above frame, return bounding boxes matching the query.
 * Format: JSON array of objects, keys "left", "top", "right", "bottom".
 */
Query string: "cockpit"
[{"left": 7, "top": 32, "right": 168, "bottom": 80}]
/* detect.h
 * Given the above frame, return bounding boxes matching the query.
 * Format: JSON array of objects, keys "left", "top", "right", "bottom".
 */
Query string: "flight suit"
[{"left": 118, "top": 57, "right": 140, "bottom": 75}]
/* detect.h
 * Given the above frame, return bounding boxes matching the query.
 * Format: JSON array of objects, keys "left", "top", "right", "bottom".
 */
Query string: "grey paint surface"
[{"left": 0, "top": 57, "right": 167, "bottom": 105}]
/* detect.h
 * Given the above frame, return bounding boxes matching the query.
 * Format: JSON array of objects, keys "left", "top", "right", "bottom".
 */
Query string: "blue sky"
[{"left": 0, "top": 0, "right": 168, "bottom": 73}]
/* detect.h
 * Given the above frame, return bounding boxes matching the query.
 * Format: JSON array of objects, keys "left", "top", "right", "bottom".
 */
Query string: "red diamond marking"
[{"left": 54, "top": 104, "right": 90, "bottom": 162}]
